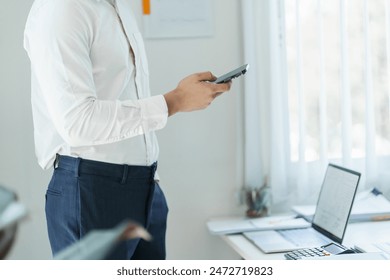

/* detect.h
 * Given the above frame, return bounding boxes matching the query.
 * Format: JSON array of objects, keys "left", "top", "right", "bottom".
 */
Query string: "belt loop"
[
  {"left": 74, "top": 157, "right": 82, "bottom": 178},
  {"left": 121, "top": 164, "right": 129, "bottom": 184},
  {"left": 150, "top": 162, "right": 157, "bottom": 182},
  {"left": 53, "top": 154, "right": 60, "bottom": 169}
]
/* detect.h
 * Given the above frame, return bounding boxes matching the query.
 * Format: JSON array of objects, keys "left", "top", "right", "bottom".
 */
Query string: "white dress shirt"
[{"left": 24, "top": 0, "right": 168, "bottom": 169}]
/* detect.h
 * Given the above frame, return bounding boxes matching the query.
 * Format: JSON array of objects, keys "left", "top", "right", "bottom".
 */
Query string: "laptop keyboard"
[{"left": 279, "top": 228, "right": 330, "bottom": 247}]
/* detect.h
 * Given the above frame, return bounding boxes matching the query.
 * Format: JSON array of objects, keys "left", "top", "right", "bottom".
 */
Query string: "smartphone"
[{"left": 213, "top": 64, "right": 249, "bottom": 84}]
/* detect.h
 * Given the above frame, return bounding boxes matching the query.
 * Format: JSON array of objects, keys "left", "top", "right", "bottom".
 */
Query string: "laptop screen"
[{"left": 312, "top": 164, "right": 361, "bottom": 244}]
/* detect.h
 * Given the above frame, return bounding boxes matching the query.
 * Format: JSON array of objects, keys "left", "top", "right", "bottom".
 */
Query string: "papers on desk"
[
  {"left": 292, "top": 187, "right": 390, "bottom": 223},
  {"left": 207, "top": 215, "right": 310, "bottom": 235},
  {"left": 354, "top": 241, "right": 390, "bottom": 259},
  {"left": 299, "top": 252, "right": 389, "bottom": 260}
]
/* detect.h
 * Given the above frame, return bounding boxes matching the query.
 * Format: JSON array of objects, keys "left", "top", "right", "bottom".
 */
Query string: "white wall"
[{"left": 0, "top": 0, "right": 244, "bottom": 259}]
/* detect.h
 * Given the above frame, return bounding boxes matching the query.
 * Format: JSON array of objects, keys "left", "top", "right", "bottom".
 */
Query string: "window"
[{"left": 285, "top": 0, "right": 390, "bottom": 162}]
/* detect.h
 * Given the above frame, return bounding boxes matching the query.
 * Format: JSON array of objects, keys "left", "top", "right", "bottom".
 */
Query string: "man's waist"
[{"left": 55, "top": 154, "right": 158, "bottom": 182}]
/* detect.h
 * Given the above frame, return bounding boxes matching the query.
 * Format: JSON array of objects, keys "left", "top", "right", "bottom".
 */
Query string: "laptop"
[{"left": 243, "top": 164, "right": 361, "bottom": 253}]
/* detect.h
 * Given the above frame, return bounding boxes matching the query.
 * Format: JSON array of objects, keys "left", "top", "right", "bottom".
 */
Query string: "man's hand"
[
  {"left": 164, "top": 72, "right": 232, "bottom": 116},
  {"left": 119, "top": 222, "right": 152, "bottom": 242}
]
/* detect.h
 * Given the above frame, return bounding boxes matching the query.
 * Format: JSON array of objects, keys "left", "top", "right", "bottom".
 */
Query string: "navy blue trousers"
[{"left": 45, "top": 155, "right": 168, "bottom": 260}]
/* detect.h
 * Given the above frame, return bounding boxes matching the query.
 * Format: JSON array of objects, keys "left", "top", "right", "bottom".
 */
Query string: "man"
[{"left": 24, "top": 0, "right": 231, "bottom": 259}]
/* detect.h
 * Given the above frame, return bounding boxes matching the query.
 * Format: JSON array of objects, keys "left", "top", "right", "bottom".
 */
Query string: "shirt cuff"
[{"left": 138, "top": 95, "right": 168, "bottom": 132}]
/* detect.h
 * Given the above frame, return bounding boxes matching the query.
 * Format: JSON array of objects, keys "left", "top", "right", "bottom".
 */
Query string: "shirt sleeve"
[{"left": 24, "top": 1, "right": 168, "bottom": 147}]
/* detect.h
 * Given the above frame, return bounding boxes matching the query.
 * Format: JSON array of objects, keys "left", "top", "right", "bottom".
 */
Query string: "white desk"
[{"left": 218, "top": 220, "right": 390, "bottom": 260}]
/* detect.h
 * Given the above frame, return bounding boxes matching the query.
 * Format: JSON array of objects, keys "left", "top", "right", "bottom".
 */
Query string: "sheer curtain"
[{"left": 242, "top": 0, "right": 390, "bottom": 211}]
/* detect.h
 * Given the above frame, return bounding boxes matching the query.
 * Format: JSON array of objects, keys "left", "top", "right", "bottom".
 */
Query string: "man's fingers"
[
  {"left": 213, "top": 92, "right": 223, "bottom": 98},
  {"left": 196, "top": 71, "right": 217, "bottom": 82},
  {"left": 210, "top": 81, "right": 232, "bottom": 93},
  {"left": 120, "top": 223, "right": 153, "bottom": 241}
]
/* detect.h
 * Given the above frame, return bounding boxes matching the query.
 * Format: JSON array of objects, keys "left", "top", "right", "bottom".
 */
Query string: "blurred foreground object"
[
  {"left": 0, "top": 186, "right": 27, "bottom": 259},
  {"left": 54, "top": 220, "right": 152, "bottom": 260}
]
